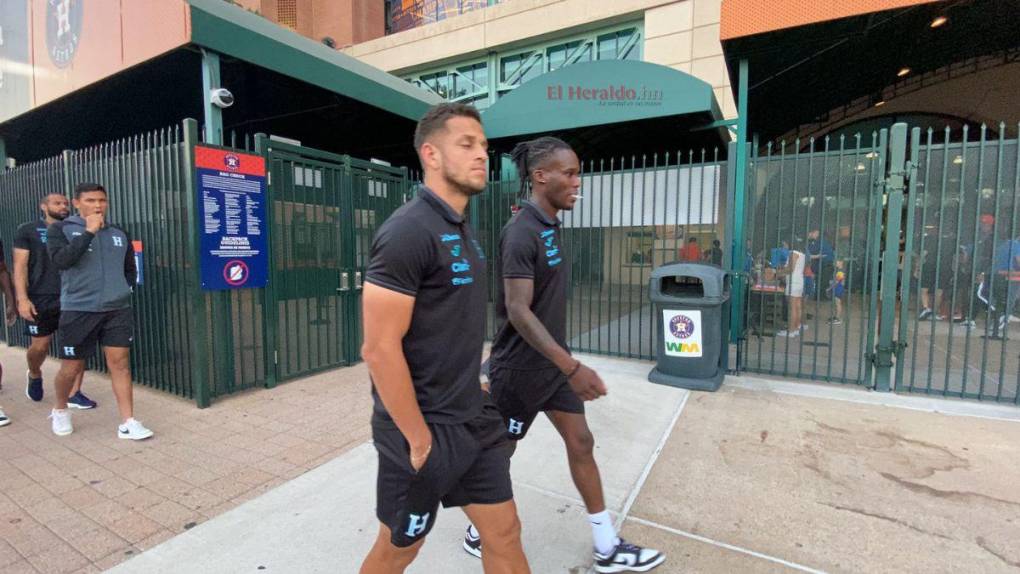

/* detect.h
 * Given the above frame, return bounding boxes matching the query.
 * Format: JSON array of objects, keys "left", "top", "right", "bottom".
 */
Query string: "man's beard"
[
  {"left": 46, "top": 209, "right": 68, "bottom": 221},
  {"left": 442, "top": 165, "right": 486, "bottom": 197}
]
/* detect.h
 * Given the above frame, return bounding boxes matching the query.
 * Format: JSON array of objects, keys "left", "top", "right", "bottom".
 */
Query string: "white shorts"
[{"left": 786, "top": 278, "right": 804, "bottom": 298}]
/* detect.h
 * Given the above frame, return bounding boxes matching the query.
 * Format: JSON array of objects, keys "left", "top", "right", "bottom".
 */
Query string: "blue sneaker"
[
  {"left": 67, "top": 391, "right": 97, "bottom": 410},
  {"left": 26, "top": 372, "right": 44, "bottom": 402}
]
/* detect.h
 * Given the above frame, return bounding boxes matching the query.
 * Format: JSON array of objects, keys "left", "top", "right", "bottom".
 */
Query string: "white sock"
[
  {"left": 589, "top": 510, "right": 618, "bottom": 555},
  {"left": 467, "top": 524, "right": 479, "bottom": 539}
]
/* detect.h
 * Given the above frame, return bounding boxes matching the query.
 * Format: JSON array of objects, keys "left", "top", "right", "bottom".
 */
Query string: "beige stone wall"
[
  {"left": 343, "top": 0, "right": 736, "bottom": 118},
  {"left": 643, "top": 0, "right": 734, "bottom": 118}
]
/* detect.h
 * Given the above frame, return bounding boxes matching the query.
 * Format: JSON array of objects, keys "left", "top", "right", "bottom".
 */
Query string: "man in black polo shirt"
[
  {"left": 359, "top": 103, "right": 529, "bottom": 573},
  {"left": 464, "top": 137, "right": 664, "bottom": 573},
  {"left": 0, "top": 240, "right": 16, "bottom": 427},
  {"left": 13, "top": 193, "right": 91, "bottom": 408}
]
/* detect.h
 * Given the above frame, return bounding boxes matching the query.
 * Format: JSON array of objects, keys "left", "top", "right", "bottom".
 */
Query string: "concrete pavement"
[{"left": 107, "top": 354, "right": 1020, "bottom": 573}]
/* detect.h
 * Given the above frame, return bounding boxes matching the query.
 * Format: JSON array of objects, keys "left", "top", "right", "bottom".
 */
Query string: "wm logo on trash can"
[{"left": 663, "top": 310, "right": 703, "bottom": 358}]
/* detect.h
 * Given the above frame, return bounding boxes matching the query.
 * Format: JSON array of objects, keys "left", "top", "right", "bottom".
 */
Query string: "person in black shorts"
[
  {"left": 463, "top": 137, "right": 665, "bottom": 573},
  {"left": 13, "top": 193, "right": 90, "bottom": 408},
  {"left": 359, "top": 104, "right": 529, "bottom": 573},
  {"left": 46, "top": 183, "right": 152, "bottom": 440},
  {"left": 0, "top": 241, "right": 16, "bottom": 427}
]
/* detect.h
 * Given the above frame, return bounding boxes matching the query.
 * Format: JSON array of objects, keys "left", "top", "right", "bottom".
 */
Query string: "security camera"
[{"left": 210, "top": 88, "right": 234, "bottom": 108}]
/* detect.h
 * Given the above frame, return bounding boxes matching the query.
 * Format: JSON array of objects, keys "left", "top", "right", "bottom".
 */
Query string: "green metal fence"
[
  {"left": 740, "top": 133, "right": 884, "bottom": 385},
  {"left": 474, "top": 150, "right": 728, "bottom": 360},
  {"left": 1, "top": 125, "right": 199, "bottom": 399},
  {"left": 0, "top": 120, "right": 412, "bottom": 406},
  {"left": 262, "top": 139, "right": 409, "bottom": 384},
  {"left": 896, "top": 123, "right": 1020, "bottom": 403},
  {"left": 738, "top": 121, "right": 1020, "bottom": 404}
]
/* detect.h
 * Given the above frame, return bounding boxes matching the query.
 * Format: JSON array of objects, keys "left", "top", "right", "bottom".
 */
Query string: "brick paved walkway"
[{"left": 0, "top": 344, "right": 371, "bottom": 573}]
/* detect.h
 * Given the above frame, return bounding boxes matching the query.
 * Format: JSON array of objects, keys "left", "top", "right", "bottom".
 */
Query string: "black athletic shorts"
[
  {"left": 373, "top": 399, "right": 513, "bottom": 548},
  {"left": 489, "top": 364, "right": 585, "bottom": 441},
  {"left": 58, "top": 308, "right": 134, "bottom": 360},
  {"left": 24, "top": 296, "right": 61, "bottom": 338}
]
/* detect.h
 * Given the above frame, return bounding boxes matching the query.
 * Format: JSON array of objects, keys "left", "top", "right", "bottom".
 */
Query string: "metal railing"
[
  {"left": 1, "top": 124, "right": 199, "bottom": 400},
  {"left": 475, "top": 149, "right": 728, "bottom": 360}
]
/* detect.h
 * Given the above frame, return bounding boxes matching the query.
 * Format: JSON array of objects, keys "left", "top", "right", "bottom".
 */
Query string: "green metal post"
[
  {"left": 894, "top": 127, "right": 921, "bottom": 389},
  {"left": 487, "top": 52, "right": 499, "bottom": 107},
  {"left": 729, "top": 59, "right": 749, "bottom": 344},
  {"left": 874, "top": 123, "right": 909, "bottom": 392},
  {"left": 255, "top": 132, "right": 278, "bottom": 388},
  {"left": 61, "top": 150, "right": 73, "bottom": 196},
  {"left": 182, "top": 118, "right": 212, "bottom": 407},
  {"left": 201, "top": 50, "right": 223, "bottom": 145},
  {"left": 0, "top": 137, "right": 6, "bottom": 170}
]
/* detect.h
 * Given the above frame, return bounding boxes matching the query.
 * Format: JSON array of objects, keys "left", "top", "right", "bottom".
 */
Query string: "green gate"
[
  {"left": 738, "top": 121, "right": 1020, "bottom": 404},
  {"left": 261, "top": 139, "right": 409, "bottom": 383},
  {"left": 740, "top": 132, "right": 885, "bottom": 385}
]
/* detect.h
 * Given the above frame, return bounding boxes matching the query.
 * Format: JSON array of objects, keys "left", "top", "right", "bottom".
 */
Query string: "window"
[
  {"left": 277, "top": 0, "right": 297, "bottom": 29},
  {"left": 499, "top": 52, "right": 542, "bottom": 87},
  {"left": 547, "top": 41, "right": 592, "bottom": 72},
  {"left": 405, "top": 24, "right": 641, "bottom": 104},
  {"left": 598, "top": 29, "right": 641, "bottom": 61},
  {"left": 453, "top": 63, "right": 488, "bottom": 101}
]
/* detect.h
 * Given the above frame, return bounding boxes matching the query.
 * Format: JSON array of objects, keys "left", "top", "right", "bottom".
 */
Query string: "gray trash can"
[{"left": 648, "top": 263, "right": 730, "bottom": 391}]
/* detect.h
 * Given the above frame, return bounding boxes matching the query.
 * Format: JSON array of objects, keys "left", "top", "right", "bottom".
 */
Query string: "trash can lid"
[{"left": 650, "top": 262, "right": 730, "bottom": 299}]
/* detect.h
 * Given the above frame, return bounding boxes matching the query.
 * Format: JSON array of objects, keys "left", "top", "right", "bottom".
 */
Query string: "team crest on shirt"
[
  {"left": 442, "top": 233, "right": 474, "bottom": 286},
  {"left": 540, "top": 229, "right": 562, "bottom": 267}
]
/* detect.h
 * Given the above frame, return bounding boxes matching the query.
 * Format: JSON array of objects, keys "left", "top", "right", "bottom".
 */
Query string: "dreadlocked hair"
[{"left": 509, "top": 136, "right": 573, "bottom": 200}]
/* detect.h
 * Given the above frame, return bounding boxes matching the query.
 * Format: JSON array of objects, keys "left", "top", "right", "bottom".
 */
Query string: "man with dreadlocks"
[{"left": 463, "top": 136, "right": 665, "bottom": 573}]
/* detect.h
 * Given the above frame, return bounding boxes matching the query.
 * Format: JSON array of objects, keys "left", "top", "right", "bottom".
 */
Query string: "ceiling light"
[
  {"left": 897, "top": 67, "right": 911, "bottom": 77},
  {"left": 930, "top": 16, "right": 948, "bottom": 28},
  {"left": 874, "top": 100, "right": 886, "bottom": 107}
]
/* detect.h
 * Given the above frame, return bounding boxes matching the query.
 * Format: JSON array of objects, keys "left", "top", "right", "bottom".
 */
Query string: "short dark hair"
[
  {"left": 74, "top": 183, "right": 106, "bottom": 199},
  {"left": 713, "top": 239, "right": 721, "bottom": 247},
  {"left": 413, "top": 103, "right": 482, "bottom": 151},
  {"left": 510, "top": 136, "right": 573, "bottom": 199},
  {"left": 688, "top": 237, "right": 698, "bottom": 243}
]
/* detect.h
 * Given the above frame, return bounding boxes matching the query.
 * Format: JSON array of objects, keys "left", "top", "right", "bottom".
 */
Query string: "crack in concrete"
[
  {"left": 821, "top": 502, "right": 953, "bottom": 540},
  {"left": 880, "top": 473, "right": 1020, "bottom": 509},
  {"left": 873, "top": 431, "right": 968, "bottom": 465},
  {"left": 976, "top": 536, "right": 1020, "bottom": 569},
  {"left": 813, "top": 420, "right": 852, "bottom": 434}
]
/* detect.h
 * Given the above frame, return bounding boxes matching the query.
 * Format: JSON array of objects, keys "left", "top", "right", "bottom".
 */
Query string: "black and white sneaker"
[
  {"left": 463, "top": 526, "right": 482, "bottom": 558},
  {"left": 594, "top": 539, "right": 665, "bottom": 573},
  {"left": 118, "top": 418, "right": 154, "bottom": 440}
]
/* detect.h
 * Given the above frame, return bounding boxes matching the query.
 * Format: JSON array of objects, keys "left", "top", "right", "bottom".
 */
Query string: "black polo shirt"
[
  {"left": 13, "top": 219, "right": 62, "bottom": 303},
  {"left": 365, "top": 186, "right": 488, "bottom": 427},
  {"left": 490, "top": 201, "right": 570, "bottom": 371}
]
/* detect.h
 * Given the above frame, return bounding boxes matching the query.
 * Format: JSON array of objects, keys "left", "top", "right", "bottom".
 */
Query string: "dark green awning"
[
  {"left": 187, "top": 0, "right": 441, "bottom": 121},
  {"left": 483, "top": 60, "right": 722, "bottom": 140}
]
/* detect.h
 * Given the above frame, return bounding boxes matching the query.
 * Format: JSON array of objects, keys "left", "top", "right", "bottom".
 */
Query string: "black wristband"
[{"left": 565, "top": 360, "right": 582, "bottom": 379}]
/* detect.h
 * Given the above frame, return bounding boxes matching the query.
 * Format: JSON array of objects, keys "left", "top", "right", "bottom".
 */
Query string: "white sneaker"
[
  {"left": 0, "top": 407, "right": 10, "bottom": 427},
  {"left": 594, "top": 539, "right": 666, "bottom": 573},
  {"left": 118, "top": 418, "right": 154, "bottom": 440},
  {"left": 50, "top": 409, "right": 73, "bottom": 436},
  {"left": 775, "top": 329, "right": 800, "bottom": 338}
]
